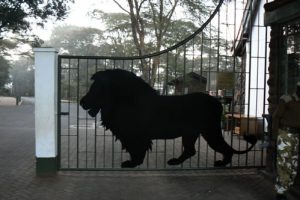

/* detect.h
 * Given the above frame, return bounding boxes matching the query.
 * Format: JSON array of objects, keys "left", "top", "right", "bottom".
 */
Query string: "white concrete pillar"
[{"left": 34, "top": 48, "right": 58, "bottom": 176}]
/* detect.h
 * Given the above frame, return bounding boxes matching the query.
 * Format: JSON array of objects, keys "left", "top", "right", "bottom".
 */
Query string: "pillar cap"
[{"left": 33, "top": 47, "right": 58, "bottom": 53}]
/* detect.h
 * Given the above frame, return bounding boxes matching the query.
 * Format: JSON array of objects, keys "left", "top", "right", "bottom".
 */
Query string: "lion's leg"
[
  {"left": 201, "top": 127, "right": 233, "bottom": 167},
  {"left": 122, "top": 149, "right": 147, "bottom": 168},
  {"left": 121, "top": 138, "right": 149, "bottom": 168},
  {"left": 167, "top": 133, "right": 198, "bottom": 165}
]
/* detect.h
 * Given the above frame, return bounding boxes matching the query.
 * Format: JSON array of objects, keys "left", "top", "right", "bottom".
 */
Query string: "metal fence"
[{"left": 57, "top": 0, "right": 269, "bottom": 170}]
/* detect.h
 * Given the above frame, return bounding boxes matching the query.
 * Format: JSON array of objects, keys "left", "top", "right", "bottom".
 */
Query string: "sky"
[
  {"left": 33, "top": 0, "right": 124, "bottom": 41},
  {"left": 22, "top": 0, "right": 239, "bottom": 60},
  {"left": 33, "top": 0, "right": 239, "bottom": 42}
]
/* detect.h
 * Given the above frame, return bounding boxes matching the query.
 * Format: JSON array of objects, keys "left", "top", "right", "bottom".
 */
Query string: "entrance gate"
[{"left": 57, "top": 0, "right": 269, "bottom": 170}]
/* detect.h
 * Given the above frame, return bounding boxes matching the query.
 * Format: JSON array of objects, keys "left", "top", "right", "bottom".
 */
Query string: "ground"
[
  {"left": 0, "top": 96, "right": 16, "bottom": 106},
  {"left": 0, "top": 96, "right": 299, "bottom": 200}
]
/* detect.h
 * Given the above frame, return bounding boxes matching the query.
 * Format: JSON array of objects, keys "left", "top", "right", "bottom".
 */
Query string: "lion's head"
[
  {"left": 80, "top": 69, "right": 157, "bottom": 118},
  {"left": 80, "top": 72, "right": 107, "bottom": 117}
]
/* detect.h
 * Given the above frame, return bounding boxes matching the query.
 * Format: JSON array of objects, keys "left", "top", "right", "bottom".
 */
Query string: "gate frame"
[{"left": 34, "top": 0, "right": 271, "bottom": 174}]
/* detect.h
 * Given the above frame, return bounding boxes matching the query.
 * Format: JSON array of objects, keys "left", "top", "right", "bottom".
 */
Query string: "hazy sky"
[
  {"left": 32, "top": 0, "right": 239, "bottom": 45},
  {"left": 34, "top": 0, "right": 124, "bottom": 40}
]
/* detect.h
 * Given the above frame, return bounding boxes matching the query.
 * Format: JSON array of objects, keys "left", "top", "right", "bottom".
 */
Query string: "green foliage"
[
  {"left": 0, "top": 0, "right": 73, "bottom": 93},
  {"left": 46, "top": 26, "right": 104, "bottom": 55},
  {"left": 0, "top": 0, "right": 73, "bottom": 59},
  {"left": 89, "top": 10, "right": 139, "bottom": 56},
  {"left": 0, "top": 0, "right": 74, "bottom": 36},
  {"left": 47, "top": 0, "right": 234, "bottom": 91},
  {"left": 10, "top": 58, "right": 35, "bottom": 96},
  {"left": 0, "top": 56, "right": 10, "bottom": 94},
  {"left": 179, "top": 0, "right": 217, "bottom": 24}
]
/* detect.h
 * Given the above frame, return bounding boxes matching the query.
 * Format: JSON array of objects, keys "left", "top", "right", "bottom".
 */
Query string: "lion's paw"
[
  {"left": 167, "top": 158, "right": 181, "bottom": 165},
  {"left": 121, "top": 160, "right": 139, "bottom": 168},
  {"left": 214, "top": 160, "right": 226, "bottom": 167}
]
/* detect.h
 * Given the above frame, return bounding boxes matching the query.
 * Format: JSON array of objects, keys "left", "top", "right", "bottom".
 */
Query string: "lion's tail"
[{"left": 232, "top": 135, "right": 257, "bottom": 154}]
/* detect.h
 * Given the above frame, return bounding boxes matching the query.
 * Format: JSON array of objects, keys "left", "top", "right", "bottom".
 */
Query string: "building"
[{"left": 168, "top": 72, "right": 207, "bottom": 95}]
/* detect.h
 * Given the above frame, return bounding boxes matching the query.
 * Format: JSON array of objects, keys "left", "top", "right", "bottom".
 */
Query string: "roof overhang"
[{"left": 264, "top": 0, "right": 300, "bottom": 25}]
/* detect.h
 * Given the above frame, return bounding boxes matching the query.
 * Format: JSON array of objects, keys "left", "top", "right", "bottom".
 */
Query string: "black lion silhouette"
[{"left": 80, "top": 69, "right": 257, "bottom": 168}]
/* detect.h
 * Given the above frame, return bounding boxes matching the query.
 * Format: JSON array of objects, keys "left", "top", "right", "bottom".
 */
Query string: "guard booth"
[
  {"left": 264, "top": 0, "right": 300, "bottom": 171},
  {"left": 167, "top": 72, "right": 207, "bottom": 95}
]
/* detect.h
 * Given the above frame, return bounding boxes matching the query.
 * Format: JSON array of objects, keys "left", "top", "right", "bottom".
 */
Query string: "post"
[{"left": 34, "top": 48, "right": 58, "bottom": 176}]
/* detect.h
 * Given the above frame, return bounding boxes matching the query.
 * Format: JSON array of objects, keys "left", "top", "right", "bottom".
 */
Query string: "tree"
[
  {"left": 46, "top": 25, "right": 108, "bottom": 99},
  {"left": 0, "top": 0, "right": 73, "bottom": 38},
  {"left": 0, "top": 0, "right": 74, "bottom": 56},
  {"left": 0, "top": 56, "right": 10, "bottom": 94},
  {"left": 112, "top": 0, "right": 180, "bottom": 85},
  {"left": 10, "top": 58, "right": 35, "bottom": 97},
  {"left": 93, "top": 11, "right": 139, "bottom": 56},
  {"left": 46, "top": 25, "right": 105, "bottom": 55},
  {"left": 0, "top": 0, "right": 73, "bottom": 94},
  {"left": 91, "top": 0, "right": 218, "bottom": 86}
]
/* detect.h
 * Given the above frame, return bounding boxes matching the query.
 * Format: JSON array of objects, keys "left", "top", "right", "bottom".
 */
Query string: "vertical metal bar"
[
  {"left": 205, "top": 141, "right": 209, "bottom": 168},
  {"left": 206, "top": 15, "right": 212, "bottom": 167},
  {"left": 230, "top": 0, "right": 238, "bottom": 168},
  {"left": 198, "top": 32, "right": 204, "bottom": 168},
  {"left": 180, "top": 45, "right": 187, "bottom": 169},
  {"left": 225, "top": 3, "right": 229, "bottom": 71},
  {"left": 173, "top": 50, "right": 178, "bottom": 163},
  {"left": 155, "top": 136, "right": 158, "bottom": 168},
  {"left": 103, "top": 126, "right": 106, "bottom": 167},
  {"left": 148, "top": 58, "right": 151, "bottom": 85},
  {"left": 149, "top": 57, "right": 152, "bottom": 168},
  {"left": 163, "top": 54, "right": 169, "bottom": 168},
  {"left": 103, "top": 59, "right": 107, "bottom": 168},
  {"left": 112, "top": 59, "right": 116, "bottom": 168},
  {"left": 175, "top": 49, "right": 178, "bottom": 79},
  {"left": 188, "top": 43, "right": 192, "bottom": 171},
  {"left": 200, "top": 32, "right": 204, "bottom": 77},
  {"left": 130, "top": 59, "right": 134, "bottom": 72},
  {"left": 68, "top": 58, "right": 71, "bottom": 168},
  {"left": 94, "top": 59, "right": 98, "bottom": 168},
  {"left": 245, "top": 0, "right": 254, "bottom": 167},
  {"left": 192, "top": 38, "right": 195, "bottom": 72},
  {"left": 208, "top": 15, "right": 212, "bottom": 94},
  {"left": 217, "top": 8, "right": 220, "bottom": 73},
  {"left": 254, "top": 4, "right": 262, "bottom": 167},
  {"left": 156, "top": 57, "right": 160, "bottom": 93},
  {"left": 165, "top": 53, "right": 169, "bottom": 98},
  {"left": 146, "top": 148, "right": 149, "bottom": 169},
  {"left": 76, "top": 58, "right": 80, "bottom": 168},
  {"left": 238, "top": 1, "right": 245, "bottom": 166},
  {"left": 172, "top": 139, "right": 175, "bottom": 168},
  {"left": 57, "top": 56, "right": 62, "bottom": 170},
  {"left": 213, "top": 7, "right": 221, "bottom": 165},
  {"left": 85, "top": 59, "right": 89, "bottom": 168},
  {"left": 262, "top": 0, "right": 269, "bottom": 167},
  {"left": 197, "top": 136, "right": 201, "bottom": 168},
  {"left": 183, "top": 45, "right": 187, "bottom": 92}
]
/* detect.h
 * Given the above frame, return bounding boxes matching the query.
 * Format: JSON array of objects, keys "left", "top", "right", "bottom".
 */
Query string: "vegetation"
[
  {"left": 45, "top": 0, "right": 232, "bottom": 96},
  {"left": 0, "top": 0, "right": 73, "bottom": 95},
  {"left": 1, "top": 0, "right": 234, "bottom": 97},
  {"left": 0, "top": 56, "right": 10, "bottom": 94},
  {"left": 10, "top": 58, "right": 35, "bottom": 97},
  {"left": 89, "top": 0, "right": 220, "bottom": 85}
]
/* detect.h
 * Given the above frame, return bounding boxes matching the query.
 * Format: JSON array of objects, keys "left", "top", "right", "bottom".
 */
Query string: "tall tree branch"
[{"left": 113, "top": 0, "right": 130, "bottom": 14}]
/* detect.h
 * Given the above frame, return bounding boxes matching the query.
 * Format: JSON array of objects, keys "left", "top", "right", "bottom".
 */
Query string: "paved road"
[
  {"left": 0, "top": 102, "right": 299, "bottom": 200},
  {"left": 20, "top": 96, "right": 35, "bottom": 105}
]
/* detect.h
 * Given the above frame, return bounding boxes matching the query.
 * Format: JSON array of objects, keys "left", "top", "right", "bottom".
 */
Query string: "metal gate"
[{"left": 57, "top": 0, "right": 269, "bottom": 170}]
